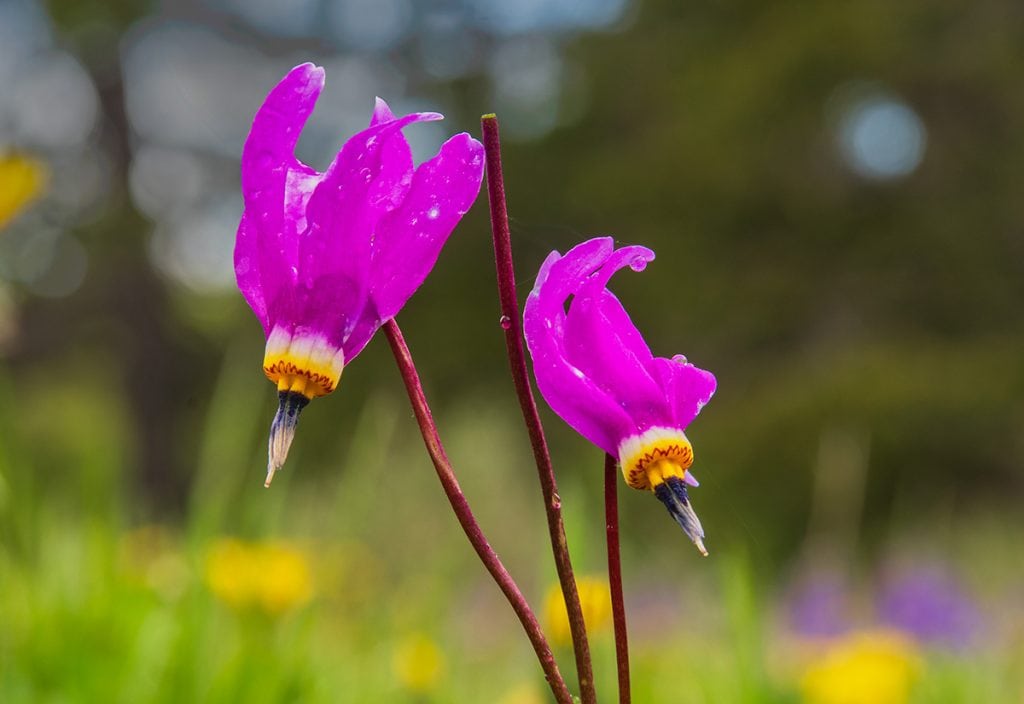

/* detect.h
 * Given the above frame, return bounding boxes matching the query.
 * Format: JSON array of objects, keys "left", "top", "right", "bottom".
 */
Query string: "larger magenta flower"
[
  {"left": 524, "top": 237, "right": 717, "bottom": 554},
  {"left": 235, "top": 63, "right": 484, "bottom": 485}
]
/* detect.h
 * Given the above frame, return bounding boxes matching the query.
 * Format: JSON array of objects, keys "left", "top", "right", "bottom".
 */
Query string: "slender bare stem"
[
  {"left": 481, "top": 113, "right": 597, "bottom": 704},
  {"left": 382, "top": 320, "right": 573, "bottom": 704},
  {"left": 605, "top": 454, "right": 631, "bottom": 703}
]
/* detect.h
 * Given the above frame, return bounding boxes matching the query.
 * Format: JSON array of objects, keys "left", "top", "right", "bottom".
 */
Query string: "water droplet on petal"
[
  {"left": 630, "top": 255, "right": 649, "bottom": 272},
  {"left": 359, "top": 167, "right": 372, "bottom": 182},
  {"left": 499, "top": 315, "right": 512, "bottom": 329},
  {"left": 365, "top": 135, "right": 378, "bottom": 148},
  {"left": 672, "top": 354, "right": 688, "bottom": 365},
  {"left": 427, "top": 206, "right": 440, "bottom": 220}
]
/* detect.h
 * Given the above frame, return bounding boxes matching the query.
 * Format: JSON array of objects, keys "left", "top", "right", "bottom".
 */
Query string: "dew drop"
[
  {"left": 630, "top": 255, "right": 648, "bottom": 272},
  {"left": 427, "top": 206, "right": 440, "bottom": 220},
  {"left": 499, "top": 315, "right": 512, "bottom": 329},
  {"left": 359, "top": 167, "right": 372, "bottom": 182}
]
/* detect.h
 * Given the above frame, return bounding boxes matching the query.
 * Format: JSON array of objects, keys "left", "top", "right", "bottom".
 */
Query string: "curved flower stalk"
[
  {"left": 234, "top": 63, "right": 484, "bottom": 485},
  {"left": 524, "top": 237, "right": 717, "bottom": 554}
]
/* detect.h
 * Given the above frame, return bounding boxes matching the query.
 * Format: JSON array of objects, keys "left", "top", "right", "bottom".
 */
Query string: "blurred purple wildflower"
[
  {"left": 234, "top": 63, "right": 484, "bottom": 485},
  {"left": 523, "top": 237, "right": 716, "bottom": 554},
  {"left": 877, "top": 565, "right": 981, "bottom": 649},
  {"left": 786, "top": 569, "right": 853, "bottom": 638}
]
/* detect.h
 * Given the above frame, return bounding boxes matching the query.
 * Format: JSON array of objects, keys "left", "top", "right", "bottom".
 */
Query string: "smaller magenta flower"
[
  {"left": 524, "top": 237, "right": 717, "bottom": 554},
  {"left": 235, "top": 63, "right": 484, "bottom": 485}
]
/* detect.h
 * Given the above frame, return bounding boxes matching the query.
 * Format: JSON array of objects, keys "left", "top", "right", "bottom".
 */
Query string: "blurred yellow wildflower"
[
  {"left": 0, "top": 153, "right": 48, "bottom": 230},
  {"left": 800, "top": 629, "right": 923, "bottom": 704},
  {"left": 204, "top": 537, "right": 313, "bottom": 614},
  {"left": 496, "top": 682, "right": 544, "bottom": 704},
  {"left": 392, "top": 631, "right": 445, "bottom": 693},
  {"left": 544, "top": 576, "right": 612, "bottom": 647}
]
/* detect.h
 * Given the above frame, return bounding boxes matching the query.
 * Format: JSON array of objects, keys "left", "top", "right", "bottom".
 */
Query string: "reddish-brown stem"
[
  {"left": 605, "top": 453, "right": 631, "bottom": 703},
  {"left": 383, "top": 319, "right": 573, "bottom": 704},
  {"left": 481, "top": 113, "right": 597, "bottom": 704}
]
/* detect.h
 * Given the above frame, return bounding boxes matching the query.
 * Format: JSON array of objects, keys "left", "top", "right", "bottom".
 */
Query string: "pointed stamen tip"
[
  {"left": 655, "top": 476, "right": 709, "bottom": 554},
  {"left": 264, "top": 391, "right": 309, "bottom": 488}
]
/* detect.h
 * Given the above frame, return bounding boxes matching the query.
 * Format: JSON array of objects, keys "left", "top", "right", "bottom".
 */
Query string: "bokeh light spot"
[
  {"left": 836, "top": 91, "right": 927, "bottom": 180},
  {"left": 10, "top": 52, "right": 99, "bottom": 149},
  {"left": 327, "top": 0, "right": 413, "bottom": 52}
]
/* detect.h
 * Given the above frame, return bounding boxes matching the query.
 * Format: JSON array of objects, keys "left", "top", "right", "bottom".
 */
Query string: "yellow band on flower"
[
  {"left": 263, "top": 327, "right": 345, "bottom": 398},
  {"left": 617, "top": 426, "right": 694, "bottom": 491}
]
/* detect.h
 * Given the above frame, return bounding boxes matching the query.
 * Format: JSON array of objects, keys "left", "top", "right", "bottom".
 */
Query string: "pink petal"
[
  {"left": 341, "top": 132, "right": 484, "bottom": 361},
  {"left": 563, "top": 245, "right": 670, "bottom": 428},
  {"left": 238, "top": 63, "right": 325, "bottom": 329},
  {"left": 523, "top": 241, "right": 635, "bottom": 455},
  {"left": 294, "top": 111, "right": 441, "bottom": 348},
  {"left": 650, "top": 355, "right": 717, "bottom": 430},
  {"left": 368, "top": 98, "right": 414, "bottom": 210},
  {"left": 234, "top": 213, "right": 269, "bottom": 334}
]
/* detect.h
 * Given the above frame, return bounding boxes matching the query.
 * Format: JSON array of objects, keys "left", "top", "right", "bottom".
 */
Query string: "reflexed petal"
[
  {"left": 535, "top": 237, "right": 613, "bottom": 301},
  {"left": 564, "top": 245, "right": 669, "bottom": 427},
  {"left": 295, "top": 111, "right": 441, "bottom": 347},
  {"left": 234, "top": 213, "right": 269, "bottom": 333},
  {"left": 368, "top": 98, "right": 414, "bottom": 210},
  {"left": 343, "top": 132, "right": 483, "bottom": 361},
  {"left": 650, "top": 355, "right": 716, "bottom": 429},
  {"left": 524, "top": 244, "right": 635, "bottom": 455},
  {"left": 376, "top": 136, "right": 484, "bottom": 312},
  {"left": 240, "top": 63, "right": 325, "bottom": 326}
]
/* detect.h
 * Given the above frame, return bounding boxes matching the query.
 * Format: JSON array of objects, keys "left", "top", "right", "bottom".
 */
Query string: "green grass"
[{"left": 1, "top": 355, "right": 1022, "bottom": 703}]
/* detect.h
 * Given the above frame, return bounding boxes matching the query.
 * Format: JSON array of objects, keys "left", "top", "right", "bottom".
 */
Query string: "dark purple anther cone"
[{"left": 877, "top": 565, "right": 982, "bottom": 649}]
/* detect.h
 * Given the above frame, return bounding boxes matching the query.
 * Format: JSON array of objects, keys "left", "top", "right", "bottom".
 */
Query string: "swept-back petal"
[
  {"left": 563, "top": 245, "right": 670, "bottom": 429},
  {"left": 368, "top": 98, "right": 414, "bottom": 210},
  {"left": 341, "top": 132, "right": 483, "bottom": 361},
  {"left": 295, "top": 111, "right": 441, "bottom": 348},
  {"left": 524, "top": 241, "right": 635, "bottom": 455},
  {"left": 234, "top": 213, "right": 269, "bottom": 333},
  {"left": 239, "top": 63, "right": 325, "bottom": 327},
  {"left": 376, "top": 135, "right": 483, "bottom": 312},
  {"left": 650, "top": 355, "right": 717, "bottom": 429}
]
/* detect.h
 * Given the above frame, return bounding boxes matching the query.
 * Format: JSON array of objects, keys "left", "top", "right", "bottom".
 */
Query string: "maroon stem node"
[
  {"left": 605, "top": 453, "right": 631, "bottom": 703},
  {"left": 383, "top": 319, "right": 573, "bottom": 704},
  {"left": 481, "top": 113, "right": 597, "bottom": 704}
]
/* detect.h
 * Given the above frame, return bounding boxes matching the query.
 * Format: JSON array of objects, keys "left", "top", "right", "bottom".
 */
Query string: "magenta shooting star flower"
[
  {"left": 524, "top": 237, "right": 717, "bottom": 554},
  {"left": 235, "top": 63, "right": 484, "bottom": 486}
]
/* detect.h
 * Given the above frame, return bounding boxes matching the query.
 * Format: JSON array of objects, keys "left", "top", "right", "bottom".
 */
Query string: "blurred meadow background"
[{"left": 2, "top": 0, "right": 1023, "bottom": 701}]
